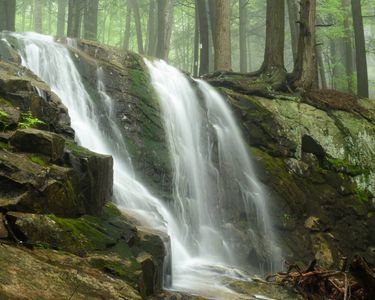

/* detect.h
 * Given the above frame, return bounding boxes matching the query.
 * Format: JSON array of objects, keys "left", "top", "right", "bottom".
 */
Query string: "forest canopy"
[{"left": 0, "top": 0, "right": 374, "bottom": 97}]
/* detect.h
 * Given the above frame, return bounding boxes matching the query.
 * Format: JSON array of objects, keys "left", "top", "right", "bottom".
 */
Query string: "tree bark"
[
  {"left": 316, "top": 44, "right": 327, "bottom": 89},
  {"left": 292, "top": 0, "right": 316, "bottom": 92},
  {"left": 156, "top": 0, "right": 174, "bottom": 60},
  {"left": 207, "top": 0, "right": 217, "bottom": 47},
  {"left": 262, "top": 0, "right": 285, "bottom": 73},
  {"left": 83, "top": 0, "right": 99, "bottom": 40},
  {"left": 34, "top": 0, "right": 43, "bottom": 33},
  {"left": 196, "top": 0, "right": 209, "bottom": 75},
  {"left": 156, "top": 0, "right": 167, "bottom": 59},
  {"left": 164, "top": 0, "right": 174, "bottom": 59},
  {"left": 129, "top": 0, "right": 144, "bottom": 54},
  {"left": 214, "top": 0, "right": 231, "bottom": 71},
  {"left": 287, "top": 0, "right": 299, "bottom": 61},
  {"left": 123, "top": 2, "right": 132, "bottom": 50},
  {"left": 67, "top": 0, "right": 83, "bottom": 38},
  {"left": 341, "top": 0, "right": 354, "bottom": 92},
  {"left": 57, "top": 0, "right": 66, "bottom": 36},
  {"left": 146, "top": 0, "right": 157, "bottom": 56},
  {"left": 0, "top": 0, "right": 16, "bottom": 31},
  {"left": 193, "top": 2, "right": 199, "bottom": 77},
  {"left": 239, "top": 0, "right": 248, "bottom": 73},
  {"left": 351, "top": 0, "right": 369, "bottom": 98}
]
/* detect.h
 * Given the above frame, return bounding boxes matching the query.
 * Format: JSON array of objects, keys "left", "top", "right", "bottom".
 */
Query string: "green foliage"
[{"left": 18, "top": 111, "right": 45, "bottom": 129}]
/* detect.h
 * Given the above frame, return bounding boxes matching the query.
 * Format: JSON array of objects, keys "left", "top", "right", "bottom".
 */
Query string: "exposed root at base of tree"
[{"left": 266, "top": 256, "right": 375, "bottom": 300}]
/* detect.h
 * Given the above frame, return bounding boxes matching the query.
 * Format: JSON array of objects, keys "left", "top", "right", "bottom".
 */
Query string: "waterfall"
[
  {"left": 8, "top": 32, "right": 281, "bottom": 299},
  {"left": 145, "top": 59, "right": 282, "bottom": 275}
]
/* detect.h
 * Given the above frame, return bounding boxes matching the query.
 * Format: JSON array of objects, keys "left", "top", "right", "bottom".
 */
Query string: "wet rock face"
[
  {"left": 214, "top": 80, "right": 375, "bottom": 268},
  {"left": 0, "top": 60, "right": 73, "bottom": 137},
  {"left": 68, "top": 40, "right": 173, "bottom": 202},
  {"left": 64, "top": 141, "right": 113, "bottom": 216},
  {"left": 11, "top": 128, "right": 65, "bottom": 161}
]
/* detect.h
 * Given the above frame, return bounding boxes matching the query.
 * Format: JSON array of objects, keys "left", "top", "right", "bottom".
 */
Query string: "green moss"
[
  {"left": 0, "top": 96, "right": 12, "bottom": 106},
  {"left": 327, "top": 158, "right": 368, "bottom": 176},
  {"left": 0, "top": 141, "right": 11, "bottom": 150},
  {"left": 89, "top": 256, "right": 140, "bottom": 286},
  {"left": 352, "top": 184, "right": 372, "bottom": 203},
  {"left": 368, "top": 212, "right": 375, "bottom": 219},
  {"left": 65, "top": 140, "right": 94, "bottom": 157},
  {"left": 48, "top": 214, "right": 115, "bottom": 253},
  {"left": 29, "top": 154, "right": 47, "bottom": 166}
]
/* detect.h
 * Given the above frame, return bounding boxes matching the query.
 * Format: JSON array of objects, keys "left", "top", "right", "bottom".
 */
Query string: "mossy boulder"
[
  {"left": 64, "top": 140, "right": 113, "bottom": 216},
  {"left": 11, "top": 128, "right": 65, "bottom": 161},
  {"left": 0, "top": 244, "right": 142, "bottom": 300},
  {"left": 0, "top": 60, "right": 73, "bottom": 137},
  {"left": 4, "top": 204, "right": 168, "bottom": 298},
  {"left": 0, "top": 150, "right": 82, "bottom": 216}
]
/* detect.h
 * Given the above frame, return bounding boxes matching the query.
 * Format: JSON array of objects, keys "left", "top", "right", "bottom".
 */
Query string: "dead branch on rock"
[{"left": 267, "top": 257, "right": 375, "bottom": 300}]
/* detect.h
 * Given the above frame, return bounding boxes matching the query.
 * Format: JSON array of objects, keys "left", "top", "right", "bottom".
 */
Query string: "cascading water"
[
  {"left": 7, "top": 32, "right": 281, "bottom": 299},
  {"left": 145, "top": 59, "right": 282, "bottom": 283}
]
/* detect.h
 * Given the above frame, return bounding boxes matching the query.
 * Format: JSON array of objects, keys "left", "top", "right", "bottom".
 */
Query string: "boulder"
[
  {"left": 65, "top": 141, "right": 113, "bottom": 216},
  {"left": 10, "top": 128, "right": 65, "bottom": 161},
  {"left": 0, "top": 60, "right": 73, "bottom": 137},
  {"left": 0, "top": 104, "right": 20, "bottom": 129},
  {"left": 0, "top": 244, "right": 141, "bottom": 300},
  {"left": 0, "top": 150, "right": 82, "bottom": 216}
]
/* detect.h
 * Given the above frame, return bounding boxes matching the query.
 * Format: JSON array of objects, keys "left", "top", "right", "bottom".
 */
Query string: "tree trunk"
[
  {"left": 292, "top": 0, "right": 316, "bottom": 92},
  {"left": 0, "top": 0, "right": 16, "bottom": 31},
  {"left": 83, "top": 0, "right": 99, "bottom": 40},
  {"left": 123, "top": 2, "right": 132, "bottom": 50},
  {"left": 193, "top": 3, "right": 199, "bottom": 77},
  {"left": 164, "top": 0, "right": 174, "bottom": 59},
  {"left": 129, "top": 0, "right": 144, "bottom": 54},
  {"left": 146, "top": 0, "right": 157, "bottom": 56},
  {"left": 239, "top": 0, "right": 248, "bottom": 73},
  {"left": 67, "top": 0, "right": 83, "bottom": 38},
  {"left": 341, "top": 0, "right": 354, "bottom": 92},
  {"left": 207, "top": 0, "right": 216, "bottom": 47},
  {"left": 351, "top": 0, "right": 369, "bottom": 98},
  {"left": 214, "top": 0, "right": 231, "bottom": 71},
  {"left": 57, "top": 0, "right": 66, "bottom": 37},
  {"left": 316, "top": 44, "right": 327, "bottom": 89},
  {"left": 196, "top": 0, "right": 209, "bottom": 75},
  {"left": 34, "top": 0, "right": 43, "bottom": 33},
  {"left": 262, "top": 0, "right": 285, "bottom": 74},
  {"left": 156, "top": 0, "right": 174, "bottom": 60},
  {"left": 287, "top": 0, "right": 299, "bottom": 62},
  {"left": 156, "top": 0, "right": 167, "bottom": 59}
]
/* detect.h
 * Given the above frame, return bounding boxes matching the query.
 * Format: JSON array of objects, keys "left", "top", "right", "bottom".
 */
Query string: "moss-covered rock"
[
  {"left": 67, "top": 40, "right": 173, "bottom": 202},
  {"left": 11, "top": 128, "right": 65, "bottom": 161},
  {"left": 0, "top": 244, "right": 142, "bottom": 300},
  {"left": 64, "top": 140, "right": 113, "bottom": 216},
  {"left": 216, "top": 83, "right": 375, "bottom": 267},
  {"left": 3, "top": 203, "right": 168, "bottom": 298}
]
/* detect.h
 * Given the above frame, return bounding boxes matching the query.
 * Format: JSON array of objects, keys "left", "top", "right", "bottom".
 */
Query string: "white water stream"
[{"left": 8, "top": 32, "right": 281, "bottom": 299}]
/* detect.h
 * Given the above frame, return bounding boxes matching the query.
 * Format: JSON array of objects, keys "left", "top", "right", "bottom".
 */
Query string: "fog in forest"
[{"left": 0, "top": 0, "right": 374, "bottom": 97}]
